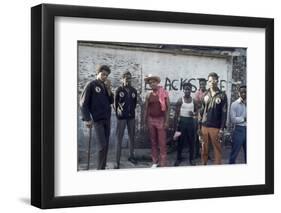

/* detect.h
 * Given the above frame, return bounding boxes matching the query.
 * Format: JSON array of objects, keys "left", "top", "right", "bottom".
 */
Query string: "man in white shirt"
[
  {"left": 174, "top": 82, "right": 197, "bottom": 166},
  {"left": 229, "top": 85, "right": 247, "bottom": 164}
]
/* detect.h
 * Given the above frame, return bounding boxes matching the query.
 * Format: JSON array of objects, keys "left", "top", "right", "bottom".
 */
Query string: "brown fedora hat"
[{"left": 144, "top": 74, "right": 161, "bottom": 83}]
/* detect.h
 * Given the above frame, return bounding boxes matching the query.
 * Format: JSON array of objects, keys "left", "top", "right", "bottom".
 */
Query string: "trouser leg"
[
  {"left": 148, "top": 118, "right": 158, "bottom": 164},
  {"left": 187, "top": 119, "right": 195, "bottom": 162},
  {"left": 176, "top": 136, "right": 184, "bottom": 160},
  {"left": 116, "top": 119, "right": 126, "bottom": 166},
  {"left": 201, "top": 126, "right": 209, "bottom": 165},
  {"left": 127, "top": 118, "right": 136, "bottom": 158},
  {"left": 229, "top": 126, "right": 246, "bottom": 164},
  {"left": 208, "top": 128, "right": 221, "bottom": 165},
  {"left": 157, "top": 119, "right": 167, "bottom": 167},
  {"left": 103, "top": 119, "right": 111, "bottom": 169},
  {"left": 176, "top": 120, "right": 185, "bottom": 160},
  {"left": 243, "top": 129, "right": 247, "bottom": 163},
  {"left": 194, "top": 120, "right": 200, "bottom": 158},
  {"left": 94, "top": 120, "right": 110, "bottom": 170}
]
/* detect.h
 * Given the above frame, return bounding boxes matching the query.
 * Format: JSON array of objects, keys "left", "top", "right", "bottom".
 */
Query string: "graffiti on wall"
[{"left": 144, "top": 77, "right": 228, "bottom": 93}]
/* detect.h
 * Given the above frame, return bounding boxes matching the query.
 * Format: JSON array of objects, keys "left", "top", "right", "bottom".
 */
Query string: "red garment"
[
  {"left": 155, "top": 86, "right": 169, "bottom": 111},
  {"left": 194, "top": 89, "right": 206, "bottom": 103},
  {"left": 148, "top": 94, "right": 165, "bottom": 117},
  {"left": 148, "top": 116, "right": 167, "bottom": 167}
]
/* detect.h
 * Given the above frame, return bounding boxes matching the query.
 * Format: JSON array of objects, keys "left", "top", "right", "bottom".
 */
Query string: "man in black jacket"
[
  {"left": 80, "top": 65, "right": 113, "bottom": 170},
  {"left": 114, "top": 71, "right": 138, "bottom": 169},
  {"left": 198, "top": 72, "right": 228, "bottom": 165}
]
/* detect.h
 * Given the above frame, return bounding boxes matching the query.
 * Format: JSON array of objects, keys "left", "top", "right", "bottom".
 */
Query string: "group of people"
[{"left": 80, "top": 65, "right": 247, "bottom": 170}]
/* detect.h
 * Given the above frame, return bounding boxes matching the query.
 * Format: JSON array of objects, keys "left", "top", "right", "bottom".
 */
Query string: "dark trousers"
[
  {"left": 93, "top": 119, "right": 111, "bottom": 170},
  {"left": 116, "top": 118, "right": 135, "bottom": 166},
  {"left": 176, "top": 117, "right": 195, "bottom": 161},
  {"left": 229, "top": 125, "right": 247, "bottom": 164},
  {"left": 194, "top": 120, "right": 200, "bottom": 158}
]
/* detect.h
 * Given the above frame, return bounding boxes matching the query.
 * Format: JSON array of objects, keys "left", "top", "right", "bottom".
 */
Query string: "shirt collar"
[
  {"left": 96, "top": 79, "right": 105, "bottom": 87},
  {"left": 207, "top": 88, "right": 221, "bottom": 97},
  {"left": 238, "top": 97, "right": 246, "bottom": 104},
  {"left": 122, "top": 83, "right": 131, "bottom": 89}
]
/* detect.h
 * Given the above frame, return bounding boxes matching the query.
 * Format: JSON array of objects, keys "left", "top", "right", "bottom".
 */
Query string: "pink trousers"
[{"left": 148, "top": 116, "right": 167, "bottom": 167}]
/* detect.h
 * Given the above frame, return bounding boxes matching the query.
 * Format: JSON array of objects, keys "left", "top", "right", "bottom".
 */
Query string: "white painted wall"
[{"left": 79, "top": 45, "right": 231, "bottom": 103}]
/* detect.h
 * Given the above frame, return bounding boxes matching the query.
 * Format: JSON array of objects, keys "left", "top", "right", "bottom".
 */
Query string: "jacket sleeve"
[
  {"left": 79, "top": 82, "right": 92, "bottom": 121},
  {"left": 220, "top": 94, "right": 228, "bottom": 129},
  {"left": 108, "top": 91, "right": 114, "bottom": 105},
  {"left": 114, "top": 88, "right": 119, "bottom": 112},
  {"left": 198, "top": 95, "right": 205, "bottom": 124},
  {"left": 133, "top": 89, "right": 137, "bottom": 109},
  {"left": 230, "top": 102, "right": 245, "bottom": 124}
]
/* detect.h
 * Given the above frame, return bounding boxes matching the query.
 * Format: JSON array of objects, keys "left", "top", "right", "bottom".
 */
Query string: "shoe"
[
  {"left": 189, "top": 160, "right": 196, "bottom": 166},
  {"left": 174, "top": 159, "right": 181, "bottom": 166},
  {"left": 151, "top": 164, "right": 158, "bottom": 168},
  {"left": 128, "top": 157, "right": 138, "bottom": 164},
  {"left": 114, "top": 164, "right": 120, "bottom": 169}
]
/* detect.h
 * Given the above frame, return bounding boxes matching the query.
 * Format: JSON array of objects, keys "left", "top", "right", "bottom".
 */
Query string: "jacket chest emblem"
[
  {"left": 215, "top": 97, "right": 221, "bottom": 104},
  {"left": 132, "top": 92, "right": 136, "bottom": 98},
  {"left": 119, "top": 91, "right": 125, "bottom": 97},
  {"left": 95, "top": 86, "right": 101, "bottom": 93}
]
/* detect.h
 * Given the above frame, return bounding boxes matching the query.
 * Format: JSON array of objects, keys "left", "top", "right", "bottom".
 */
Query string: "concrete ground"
[{"left": 78, "top": 142, "right": 246, "bottom": 171}]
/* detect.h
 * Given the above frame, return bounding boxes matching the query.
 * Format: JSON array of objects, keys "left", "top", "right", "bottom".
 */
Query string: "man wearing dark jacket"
[
  {"left": 198, "top": 72, "right": 228, "bottom": 165},
  {"left": 114, "top": 71, "right": 138, "bottom": 169},
  {"left": 80, "top": 65, "right": 113, "bottom": 170}
]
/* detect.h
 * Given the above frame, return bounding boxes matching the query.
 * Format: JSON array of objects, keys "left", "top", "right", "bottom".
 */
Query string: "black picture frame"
[{"left": 31, "top": 3, "right": 274, "bottom": 209}]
